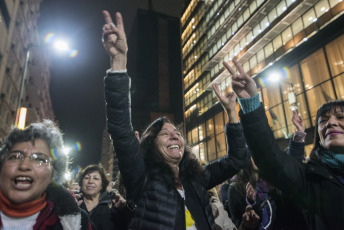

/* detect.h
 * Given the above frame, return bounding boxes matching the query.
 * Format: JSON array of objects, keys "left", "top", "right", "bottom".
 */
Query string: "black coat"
[
  {"left": 104, "top": 72, "right": 247, "bottom": 230},
  {"left": 239, "top": 104, "right": 344, "bottom": 230},
  {"left": 80, "top": 192, "right": 126, "bottom": 230}
]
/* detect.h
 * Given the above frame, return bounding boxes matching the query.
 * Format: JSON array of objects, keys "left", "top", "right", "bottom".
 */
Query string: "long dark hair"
[
  {"left": 140, "top": 117, "right": 203, "bottom": 189},
  {"left": 310, "top": 100, "right": 344, "bottom": 157},
  {"left": 234, "top": 158, "right": 259, "bottom": 197}
]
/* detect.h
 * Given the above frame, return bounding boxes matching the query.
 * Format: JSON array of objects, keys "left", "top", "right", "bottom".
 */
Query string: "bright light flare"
[
  {"left": 53, "top": 40, "right": 69, "bottom": 52},
  {"left": 268, "top": 72, "right": 282, "bottom": 82},
  {"left": 65, "top": 172, "right": 71, "bottom": 181},
  {"left": 62, "top": 147, "right": 71, "bottom": 156}
]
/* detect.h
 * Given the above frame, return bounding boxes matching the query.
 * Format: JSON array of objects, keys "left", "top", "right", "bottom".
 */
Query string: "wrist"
[{"left": 110, "top": 57, "right": 127, "bottom": 71}]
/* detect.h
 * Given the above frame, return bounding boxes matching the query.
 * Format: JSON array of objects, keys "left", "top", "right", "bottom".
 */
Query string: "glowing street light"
[
  {"left": 267, "top": 70, "right": 297, "bottom": 111},
  {"left": 62, "top": 147, "right": 71, "bottom": 156},
  {"left": 53, "top": 40, "right": 69, "bottom": 52},
  {"left": 14, "top": 36, "right": 78, "bottom": 129}
]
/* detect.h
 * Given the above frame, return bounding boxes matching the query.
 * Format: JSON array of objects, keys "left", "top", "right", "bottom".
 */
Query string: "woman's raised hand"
[
  {"left": 212, "top": 84, "right": 238, "bottom": 123},
  {"left": 102, "top": 11, "right": 127, "bottom": 71},
  {"left": 223, "top": 59, "right": 257, "bottom": 99}
]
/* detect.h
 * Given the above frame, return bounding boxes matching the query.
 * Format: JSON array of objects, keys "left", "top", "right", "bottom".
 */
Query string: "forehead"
[
  {"left": 85, "top": 170, "right": 101, "bottom": 177},
  {"left": 10, "top": 139, "right": 49, "bottom": 154},
  {"left": 318, "top": 106, "right": 344, "bottom": 118},
  {"left": 161, "top": 123, "right": 177, "bottom": 131}
]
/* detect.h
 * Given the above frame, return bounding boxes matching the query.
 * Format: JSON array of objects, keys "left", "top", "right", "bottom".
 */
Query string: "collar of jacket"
[
  {"left": 306, "top": 159, "right": 344, "bottom": 188},
  {"left": 0, "top": 184, "right": 82, "bottom": 230},
  {"left": 45, "top": 184, "right": 82, "bottom": 230}
]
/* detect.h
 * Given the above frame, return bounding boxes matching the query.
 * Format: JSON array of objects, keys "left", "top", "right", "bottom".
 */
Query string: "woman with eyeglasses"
[{"left": 0, "top": 120, "right": 91, "bottom": 230}]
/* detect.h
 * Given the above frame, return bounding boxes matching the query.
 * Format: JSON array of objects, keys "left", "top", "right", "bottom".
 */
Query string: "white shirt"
[{"left": 0, "top": 211, "right": 39, "bottom": 230}]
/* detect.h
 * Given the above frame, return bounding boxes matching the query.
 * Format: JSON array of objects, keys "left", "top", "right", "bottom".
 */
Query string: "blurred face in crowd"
[
  {"left": 155, "top": 123, "right": 185, "bottom": 166},
  {"left": 0, "top": 139, "right": 53, "bottom": 204},
  {"left": 82, "top": 171, "right": 102, "bottom": 197},
  {"left": 318, "top": 107, "right": 344, "bottom": 153}
]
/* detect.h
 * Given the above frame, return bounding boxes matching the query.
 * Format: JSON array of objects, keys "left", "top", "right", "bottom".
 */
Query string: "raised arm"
[
  {"left": 102, "top": 11, "right": 145, "bottom": 201},
  {"left": 203, "top": 84, "right": 247, "bottom": 189},
  {"left": 223, "top": 60, "right": 308, "bottom": 206},
  {"left": 102, "top": 10, "right": 127, "bottom": 70}
]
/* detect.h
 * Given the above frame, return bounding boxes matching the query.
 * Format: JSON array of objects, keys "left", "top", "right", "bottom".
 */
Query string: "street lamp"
[
  {"left": 14, "top": 39, "right": 75, "bottom": 129},
  {"left": 267, "top": 71, "right": 297, "bottom": 111}
]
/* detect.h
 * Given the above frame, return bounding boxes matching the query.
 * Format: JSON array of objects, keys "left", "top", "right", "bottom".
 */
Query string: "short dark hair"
[
  {"left": 79, "top": 164, "right": 109, "bottom": 193},
  {"left": 311, "top": 100, "right": 344, "bottom": 156},
  {"left": 0, "top": 120, "right": 67, "bottom": 182}
]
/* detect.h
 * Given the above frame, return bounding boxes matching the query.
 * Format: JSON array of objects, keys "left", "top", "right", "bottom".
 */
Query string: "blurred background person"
[{"left": 78, "top": 164, "right": 126, "bottom": 230}]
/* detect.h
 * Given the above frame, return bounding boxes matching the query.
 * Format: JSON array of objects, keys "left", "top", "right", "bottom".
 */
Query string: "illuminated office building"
[{"left": 181, "top": 0, "right": 344, "bottom": 161}]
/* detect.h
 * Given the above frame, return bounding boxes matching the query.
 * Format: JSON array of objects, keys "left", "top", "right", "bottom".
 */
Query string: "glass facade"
[{"left": 182, "top": 0, "right": 344, "bottom": 161}]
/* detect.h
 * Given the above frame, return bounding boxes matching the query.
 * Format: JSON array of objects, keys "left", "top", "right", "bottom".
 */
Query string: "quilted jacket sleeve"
[
  {"left": 203, "top": 123, "right": 248, "bottom": 189},
  {"left": 239, "top": 104, "right": 308, "bottom": 206},
  {"left": 104, "top": 72, "right": 146, "bottom": 201}
]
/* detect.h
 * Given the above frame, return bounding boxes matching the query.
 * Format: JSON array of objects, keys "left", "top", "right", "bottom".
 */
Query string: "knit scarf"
[
  {"left": 0, "top": 190, "right": 47, "bottom": 217},
  {"left": 315, "top": 148, "right": 344, "bottom": 170}
]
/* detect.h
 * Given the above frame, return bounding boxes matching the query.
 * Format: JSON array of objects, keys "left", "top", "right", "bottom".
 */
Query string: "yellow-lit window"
[
  {"left": 257, "top": 49, "right": 265, "bottom": 63},
  {"left": 214, "top": 112, "right": 224, "bottom": 135},
  {"left": 264, "top": 42, "right": 274, "bottom": 58},
  {"left": 268, "top": 8, "right": 278, "bottom": 22},
  {"left": 282, "top": 27, "right": 293, "bottom": 45},
  {"left": 260, "top": 16, "right": 270, "bottom": 31},
  {"left": 243, "top": 8, "right": 250, "bottom": 21},
  {"left": 329, "top": 0, "right": 342, "bottom": 7},
  {"left": 315, "top": 0, "right": 330, "bottom": 18},
  {"left": 246, "top": 31, "right": 254, "bottom": 45},
  {"left": 216, "top": 132, "right": 226, "bottom": 158},
  {"left": 301, "top": 49, "right": 330, "bottom": 87},
  {"left": 250, "top": 56, "right": 257, "bottom": 69},
  {"left": 207, "top": 136, "right": 216, "bottom": 161},
  {"left": 249, "top": 0, "right": 257, "bottom": 13},
  {"left": 273, "top": 35, "right": 283, "bottom": 51},
  {"left": 292, "top": 17, "right": 303, "bottom": 35},
  {"left": 276, "top": 1, "right": 287, "bottom": 16},
  {"left": 253, "top": 23, "right": 261, "bottom": 37},
  {"left": 206, "top": 117, "right": 214, "bottom": 137},
  {"left": 325, "top": 34, "right": 344, "bottom": 76},
  {"left": 302, "top": 8, "right": 317, "bottom": 28}
]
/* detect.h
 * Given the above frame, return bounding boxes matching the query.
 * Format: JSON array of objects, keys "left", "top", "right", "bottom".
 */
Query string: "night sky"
[{"left": 37, "top": 0, "right": 185, "bottom": 168}]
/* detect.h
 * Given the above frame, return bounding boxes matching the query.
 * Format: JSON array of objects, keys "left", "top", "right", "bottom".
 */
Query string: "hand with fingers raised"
[
  {"left": 223, "top": 59, "right": 257, "bottom": 99},
  {"left": 102, "top": 10, "right": 128, "bottom": 71},
  {"left": 292, "top": 110, "right": 305, "bottom": 133},
  {"left": 212, "top": 84, "right": 238, "bottom": 123}
]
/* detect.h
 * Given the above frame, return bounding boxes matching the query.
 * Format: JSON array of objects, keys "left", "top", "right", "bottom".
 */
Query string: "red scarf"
[{"left": 0, "top": 190, "right": 47, "bottom": 217}]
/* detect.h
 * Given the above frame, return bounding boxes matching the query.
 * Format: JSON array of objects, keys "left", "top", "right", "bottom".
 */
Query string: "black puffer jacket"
[
  {"left": 80, "top": 192, "right": 126, "bottom": 230},
  {"left": 240, "top": 104, "right": 344, "bottom": 230},
  {"left": 104, "top": 72, "right": 247, "bottom": 230}
]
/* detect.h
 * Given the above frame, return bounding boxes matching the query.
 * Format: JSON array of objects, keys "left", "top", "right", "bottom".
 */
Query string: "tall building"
[
  {"left": 0, "top": 0, "right": 54, "bottom": 137},
  {"left": 181, "top": 0, "right": 344, "bottom": 161},
  {"left": 127, "top": 8, "right": 184, "bottom": 133}
]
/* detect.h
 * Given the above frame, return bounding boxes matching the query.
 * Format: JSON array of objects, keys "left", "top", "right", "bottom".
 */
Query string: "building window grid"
[
  {"left": 208, "top": 0, "right": 339, "bottom": 83},
  {"left": 183, "top": 0, "right": 344, "bottom": 158}
]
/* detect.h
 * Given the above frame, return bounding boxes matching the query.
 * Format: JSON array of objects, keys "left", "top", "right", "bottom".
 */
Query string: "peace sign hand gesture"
[
  {"left": 223, "top": 59, "right": 257, "bottom": 99},
  {"left": 102, "top": 11, "right": 127, "bottom": 71}
]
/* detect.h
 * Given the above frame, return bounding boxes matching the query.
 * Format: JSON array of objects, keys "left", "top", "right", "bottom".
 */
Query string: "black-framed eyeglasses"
[{"left": 5, "top": 150, "right": 53, "bottom": 167}]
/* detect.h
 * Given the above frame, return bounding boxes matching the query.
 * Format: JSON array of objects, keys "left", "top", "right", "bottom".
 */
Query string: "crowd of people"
[{"left": 0, "top": 10, "right": 343, "bottom": 230}]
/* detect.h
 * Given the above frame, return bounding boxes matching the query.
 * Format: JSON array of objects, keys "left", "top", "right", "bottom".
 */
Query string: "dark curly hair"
[
  {"left": 140, "top": 117, "right": 203, "bottom": 189},
  {"left": 0, "top": 120, "right": 67, "bottom": 182},
  {"left": 79, "top": 164, "right": 109, "bottom": 193},
  {"left": 310, "top": 100, "right": 344, "bottom": 157}
]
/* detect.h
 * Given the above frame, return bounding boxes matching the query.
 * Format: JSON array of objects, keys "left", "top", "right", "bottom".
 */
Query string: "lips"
[
  {"left": 13, "top": 176, "right": 33, "bottom": 190},
  {"left": 167, "top": 145, "right": 180, "bottom": 149},
  {"left": 326, "top": 130, "right": 343, "bottom": 137}
]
